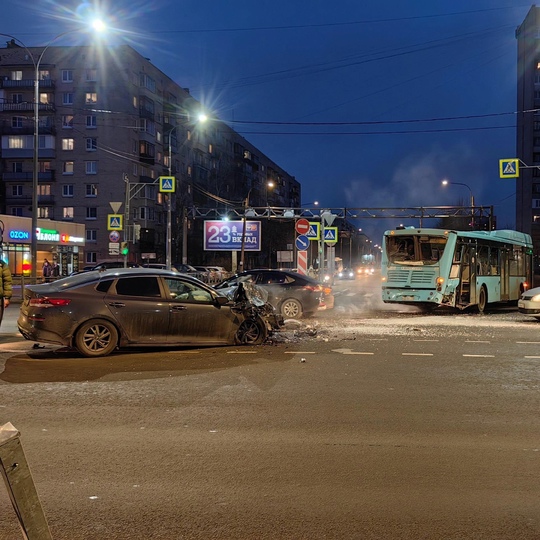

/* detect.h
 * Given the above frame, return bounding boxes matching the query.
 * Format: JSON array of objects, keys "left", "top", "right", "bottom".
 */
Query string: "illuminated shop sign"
[
  {"left": 60, "top": 234, "right": 84, "bottom": 243},
  {"left": 8, "top": 228, "right": 84, "bottom": 244},
  {"left": 36, "top": 228, "right": 60, "bottom": 242},
  {"left": 9, "top": 230, "right": 30, "bottom": 240}
]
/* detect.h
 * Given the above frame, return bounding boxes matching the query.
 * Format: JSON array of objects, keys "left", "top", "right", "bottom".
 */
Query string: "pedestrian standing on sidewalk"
[{"left": 0, "top": 260, "right": 12, "bottom": 328}]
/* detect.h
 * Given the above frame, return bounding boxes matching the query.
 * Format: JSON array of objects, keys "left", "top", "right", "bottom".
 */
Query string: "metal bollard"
[{"left": 0, "top": 422, "right": 53, "bottom": 539}]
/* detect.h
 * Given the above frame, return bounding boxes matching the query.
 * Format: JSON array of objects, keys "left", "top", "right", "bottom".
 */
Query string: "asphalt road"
[{"left": 0, "top": 278, "right": 539, "bottom": 539}]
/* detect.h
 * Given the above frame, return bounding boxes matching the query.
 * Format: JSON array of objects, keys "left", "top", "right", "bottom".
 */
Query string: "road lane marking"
[
  {"left": 524, "top": 355, "right": 540, "bottom": 359},
  {"left": 463, "top": 354, "right": 495, "bottom": 358},
  {"left": 332, "top": 348, "right": 374, "bottom": 355},
  {"left": 465, "top": 340, "right": 490, "bottom": 343},
  {"left": 227, "top": 351, "right": 258, "bottom": 354},
  {"left": 413, "top": 339, "right": 439, "bottom": 342},
  {"left": 284, "top": 351, "right": 316, "bottom": 354},
  {"left": 517, "top": 341, "right": 540, "bottom": 344},
  {"left": 402, "top": 353, "right": 433, "bottom": 356}
]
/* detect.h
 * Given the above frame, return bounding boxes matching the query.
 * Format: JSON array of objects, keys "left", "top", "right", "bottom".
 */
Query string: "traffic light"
[{"left": 120, "top": 241, "right": 129, "bottom": 256}]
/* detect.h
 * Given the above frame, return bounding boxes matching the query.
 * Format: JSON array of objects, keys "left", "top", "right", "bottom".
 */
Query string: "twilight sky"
[{"left": 2, "top": 0, "right": 533, "bottom": 242}]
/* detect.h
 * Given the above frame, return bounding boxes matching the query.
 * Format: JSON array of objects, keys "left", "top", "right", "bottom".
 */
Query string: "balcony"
[
  {"left": 2, "top": 171, "right": 56, "bottom": 182},
  {"left": 0, "top": 103, "right": 55, "bottom": 113},
  {"left": 0, "top": 79, "right": 55, "bottom": 89}
]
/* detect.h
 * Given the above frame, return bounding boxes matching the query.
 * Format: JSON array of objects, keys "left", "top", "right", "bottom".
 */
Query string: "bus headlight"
[{"left": 436, "top": 276, "right": 444, "bottom": 291}]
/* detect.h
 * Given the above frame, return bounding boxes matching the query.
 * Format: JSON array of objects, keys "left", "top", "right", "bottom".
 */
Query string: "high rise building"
[
  {"left": 516, "top": 6, "right": 540, "bottom": 257},
  {"left": 0, "top": 42, "right": 300, "bottom": 271}
]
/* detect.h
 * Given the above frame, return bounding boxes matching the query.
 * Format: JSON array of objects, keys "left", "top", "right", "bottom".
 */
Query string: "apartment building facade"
[
  {"left": 0, "top": 42, "right": 300, "bottom": 272},
  {"left": 516, "top": 5, "right": 540, "bottom": 258}
]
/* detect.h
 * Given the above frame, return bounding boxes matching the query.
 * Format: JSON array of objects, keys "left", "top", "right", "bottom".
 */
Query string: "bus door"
[
  {"left": 458, "top": 245, "right": 477, "bottom": 307},
  {"left": 500, "top": 248, "right": 509, "bottom": 301}
]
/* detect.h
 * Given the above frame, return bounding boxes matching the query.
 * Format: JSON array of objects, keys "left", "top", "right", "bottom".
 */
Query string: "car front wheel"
[
  {"left": 235, "top": 317, "right": 267, "bottom": 345},
  {"left": 281, "top": 298, "right": 303, "bottom": 319},
  {"left": 74, "top": 319, "right": 119, "bottom": 357}
]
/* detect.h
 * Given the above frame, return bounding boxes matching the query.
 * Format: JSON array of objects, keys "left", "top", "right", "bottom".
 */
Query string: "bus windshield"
[{"left": 386, "top": 234, "right": 448, "bottom": 266}]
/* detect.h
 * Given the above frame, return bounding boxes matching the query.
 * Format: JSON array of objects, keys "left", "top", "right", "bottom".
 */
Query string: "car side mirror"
[{"left": 215, "top": 295, "right": 229, "bottom": 306}]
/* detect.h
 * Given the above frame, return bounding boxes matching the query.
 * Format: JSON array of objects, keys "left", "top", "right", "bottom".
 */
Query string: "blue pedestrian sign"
[
  {"left": 499, "top": 158, "right": 519, "bottom": 178},
  {"left": 324, "top": 227, "right": 338, "bottom": 245},
  {"left": 306, "top": 222, "right": 320, "bottom": 240},
  {"left": 159, "top": 176, "right": 175, "bottom": 192},
  {"left": 107, "top": 214, "right": 123, "bottom": 231},
  {"left": 295, "top": 234, "right": 309, "bottom": 251}
]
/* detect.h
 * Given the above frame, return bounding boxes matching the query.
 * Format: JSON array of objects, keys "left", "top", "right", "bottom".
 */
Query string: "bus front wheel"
[{"left": 478, "top": 286, "right": 488, "bottom": 313}]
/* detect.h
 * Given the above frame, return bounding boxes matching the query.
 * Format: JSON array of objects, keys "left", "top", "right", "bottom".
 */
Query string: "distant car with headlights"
[
  {"left": 356, "top": 265, "right": 375, "bottom": 276},
  {"left": 215, "top": 269, "right": 333, "bottom": 319},
  {"left": 18, "top": 268, "right": 280, "bottom": 357},
  {"left": 518, "top": 287, "right": 540, "bottom": 319},
  {"left": 337, "top": 268, "right": 355, "bottom": 280}
]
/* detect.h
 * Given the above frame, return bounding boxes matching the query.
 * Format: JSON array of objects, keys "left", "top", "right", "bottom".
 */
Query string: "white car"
[{"left": 518, "top": 287, "right": 540, "bottom": 319}]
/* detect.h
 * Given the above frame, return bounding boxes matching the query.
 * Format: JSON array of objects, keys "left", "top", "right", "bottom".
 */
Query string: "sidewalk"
[{"left": 0, "top": 306, "right": 25, "bottom": 344}]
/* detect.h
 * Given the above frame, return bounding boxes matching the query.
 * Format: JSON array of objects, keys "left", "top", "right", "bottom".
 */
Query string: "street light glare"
[
  {"left": 91, "top": 19, "right": 107, "bottom": 32},
  {"left": 198, "top": 113, "right": 208, "bottom": 123}
]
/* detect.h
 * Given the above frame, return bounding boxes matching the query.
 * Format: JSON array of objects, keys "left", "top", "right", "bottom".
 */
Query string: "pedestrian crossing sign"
[
  {"left": 307, "top": 222, "right": 320, "bottom": 240},
  {"left": 324, "top": 227, "right": 338, "bottom": 245},
  {"left": 499, "top": 158, "right": 519, "bottom": 178},
  {"left": 159, "top": 176, "right": 175, "bottom": 192},
  {"left": 107, "top": 214, "right": 123, "bottom": 231}
]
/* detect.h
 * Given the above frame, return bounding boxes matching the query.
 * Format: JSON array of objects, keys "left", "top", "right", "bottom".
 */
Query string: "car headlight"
[{"left": 531, "top": 294, "right": 540, "bottom": 302}]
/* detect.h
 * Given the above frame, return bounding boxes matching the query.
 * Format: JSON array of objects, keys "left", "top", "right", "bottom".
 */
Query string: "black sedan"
[
  {"left": 18, "top": 269, "right": 276, "bottom": 357},
  {"left": 214, "top": 269, "right": 333, "bottom": 319}
]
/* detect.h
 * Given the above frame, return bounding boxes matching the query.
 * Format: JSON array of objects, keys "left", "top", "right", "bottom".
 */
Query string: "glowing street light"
[{"left": 441, "top": 179, "right": 475, "bottom": 229}]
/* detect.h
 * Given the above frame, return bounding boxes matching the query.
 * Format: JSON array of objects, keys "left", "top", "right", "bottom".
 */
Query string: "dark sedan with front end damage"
[{"left": 18, "top": 268, "right": 281, "bottom": 357}]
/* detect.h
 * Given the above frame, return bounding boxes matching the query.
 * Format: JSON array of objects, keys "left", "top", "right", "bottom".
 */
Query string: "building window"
[
  {"left": 62, "top": 115, "right": 74, "bottom": 128},
  {"left": 62, "top": 70, "right": 73, "bottom": 82},
  {"left": 11, "top": 70, "right": 22, "bottom": 81},
  {"left": 86, "top": 229, "right": 97, "bottom": 242},
  {"left": 86, "top": 184, "right": 98, "bottom": 197},
  {"left": 39, "top": 93, "right": 52, "bottom": 104},
  {"left": 63, "top": 207, "right": 74, "bottom": 219},
  {"left": 11, "top": 185, "right": 23, "bottom": 196},
  {"left": 86, "top": 138, "right": 97, "bottom": 151},
  {"left": 85, "top": 161, "right": 97, "bottom": 174},
  {"left": 62, "top": 184, "right": 74, "bottom": 197},
  {"left": 86, "top": 207, "right": 97, "bottom": 220},
  {"left": 38, "top": 70, "right": 50, "bottom": 81},
  {"left": 85, "top": 92, "right": 97, "bottom": 104},
  {"left": 86, "top": 115, "right": 97, "bottom": 128},
  {"left": 12, "top": 162, "right": 22, "bottom": 173},
  {"left": 139, "top": 73, "right": 156, "bottom": 92},
  {"left": 12, "top": 93, "right": 22, "bottom": 104},
  {"left": 38, "top": 184, "right": 51, "bottom": 196},
  {"left": 62, "top": 138, "right": 75, "bottom": 151},
  {"left": 63, "top": 93, "right": 74, "bottom": 105},
  {"left": 63, "top": 161, "right": 74, "bottom": 175},
  {"left": 38, "top": 207, "right": 50, "bottom": 218},
  {"left": 11, "top": 116, "right": 24, "bottom": 128},
  {"left": 8, "top": 136, "right": 27, "bottom": 149},
  {"left": 85, "top": 69, "right": 97, "bottom": 81},
  {"left": 11, "top": 207, "right": 23, "bottom": 217},
  {"left": 86, "top": 252, "right": 97, "bottom": 264},
  {"left": 39, "top": 162, "right": 51, "bottom": 173}
]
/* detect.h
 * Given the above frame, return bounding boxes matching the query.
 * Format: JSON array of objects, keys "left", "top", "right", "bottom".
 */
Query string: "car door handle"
[
  {"left": 171, "top": 305, "right": 187, "bottom": 311},
  {"left": 108, "top": 302, "right": 126, "bottom": 308}
]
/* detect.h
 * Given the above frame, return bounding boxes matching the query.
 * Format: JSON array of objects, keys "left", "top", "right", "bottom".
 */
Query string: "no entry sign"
[{"left": 295, "top": 218, "right": 310, "bottom": 235}]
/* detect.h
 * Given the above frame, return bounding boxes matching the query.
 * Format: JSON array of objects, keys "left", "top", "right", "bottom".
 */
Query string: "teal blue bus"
[{"left": 381, "top": 228, "right": 533, "bottom": 312}]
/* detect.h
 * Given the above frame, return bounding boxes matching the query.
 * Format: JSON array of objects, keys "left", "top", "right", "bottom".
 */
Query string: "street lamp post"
[
  {"left": 441, "top": 180, "right": 475, "bottom": 229},
  {"left": 166, "top": 114, "right": 207, "bottom": 268},
  {"left": 238, "top": 190, "right": 252, "bottom": 272}
]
